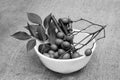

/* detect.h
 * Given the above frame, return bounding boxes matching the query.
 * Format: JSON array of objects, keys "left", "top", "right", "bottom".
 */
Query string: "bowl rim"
[{"left": 34, "top": 31, "right": 96, "bottom": 62}]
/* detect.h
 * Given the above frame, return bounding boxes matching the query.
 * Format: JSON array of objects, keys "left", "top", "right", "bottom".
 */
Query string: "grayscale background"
[{"left": 0, "top": 0, "right": 120, "bottom": 80}]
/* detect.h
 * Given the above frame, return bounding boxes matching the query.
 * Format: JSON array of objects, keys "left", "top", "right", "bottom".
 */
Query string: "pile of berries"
[
  {"left": 39, "top": 32, "right": 92, "bottom": 59},
  {"left": 39, "top": 31, "right": 82, "bottom": 59},
  {"left": 38, "top": 18, "right": 92, "bottom": 59}
]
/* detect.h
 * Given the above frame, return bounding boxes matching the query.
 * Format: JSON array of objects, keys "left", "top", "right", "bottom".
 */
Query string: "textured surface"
[{"left": 0, "top": 0, "right": 120, "bottom": 80}]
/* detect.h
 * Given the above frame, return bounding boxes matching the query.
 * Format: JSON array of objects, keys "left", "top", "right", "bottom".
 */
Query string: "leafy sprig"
[
  {"left": 11, "top": 12, "right": 106, "bottom": 56},
  {"left": 11, "top": 13, "right": 48, "bottom": 51}
]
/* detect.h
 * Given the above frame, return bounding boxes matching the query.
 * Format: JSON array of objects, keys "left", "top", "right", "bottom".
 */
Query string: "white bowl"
[{"left": 34, "top": 29, "right": 96, "bottom": 74}]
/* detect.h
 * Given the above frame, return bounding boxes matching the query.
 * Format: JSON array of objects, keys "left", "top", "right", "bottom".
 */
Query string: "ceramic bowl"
[{"left": 34, "top": 29, "right": 96, "bottom": 74}]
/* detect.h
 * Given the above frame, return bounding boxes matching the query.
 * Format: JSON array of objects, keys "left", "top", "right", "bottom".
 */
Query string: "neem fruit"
[
  {"left": 62, "top": 53, "right": 70, "bottom": 59},
  {"left": 61, "top": 18, "right": 71, "bottom": 24},
  {"left": 48, "top": 50, "right": 55, "bottom": 55},
  {"left": 85, "top": 48, "right": 92, "bottom": 56},
  {"left": 61, "top": 41, "right": 71, "bottom": 49},
  {"left": 72, "top": 52, "right": 82, "bottom": 58},
  {"left": 65, "top": 35, "right": 74, "bottom": 43},
  {"left": 57, "top": 32, "right": 65, "bottom": 39},
  {"left": 54, "top": 52, "right": 59, "bottom": 58},
  {"left": 51, "top": 44, "right": 58, "bottom": 51},
  {"left": 43, "top": 53, "right": 50, "bottom": 57},
  {"left": 55, "top": 38, "right": 63, "bottom": 46},
  {"left": 58, "top": 49, "right": 65, "bottom": 55}
]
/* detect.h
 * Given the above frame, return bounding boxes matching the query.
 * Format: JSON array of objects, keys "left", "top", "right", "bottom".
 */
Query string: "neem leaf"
[
  {"left": 38, "top": 43, "right": 51, "bottom": 53},
  {"left": 27, "top": 13, "right": 42, "bottom": 24},
  {"left": 38, "top": 44, "right": 43, "bottom": 53},
  {"left": 43, "top": 13, "right": 52, "bottom": 28},
  {"left": 11, "top": 31, "right": 31, "bottom": 40},
  {"left": 37, "top": 25, "right": 48, "bottom": 41},
  {"left": 27, "top": 39, "right": 36, "bottom": 51},
  {"left": 47, "top": 21, "right": 56, "bottom": 44},
  {"left": 26, "top": 23, "right": 38, "bottom": 37}
]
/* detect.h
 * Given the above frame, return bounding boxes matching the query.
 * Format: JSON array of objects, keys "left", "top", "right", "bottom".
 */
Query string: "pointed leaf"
[
  {"left": 26, "top": 23, "right": 38, "bottom": 37},
  {"left": 27, "top": 39, "right": 36, "bottom": 51},
  {"left": 38, "top": 43, "right": 51, "bottom": 53},
  {"left": 37, "top": 25, "right": 48, "bottom": 41},
  {"left": 47, "top": 22, "right": 57, "bottom": 44},
  {"left": 27, "top": 13, "right": 42, "bottom": 24},
  {"left": 43, "top": 14, "right": 52, "bottom": 28},
  {"left": 38, "top": 44, "right": 44, "bottom": 53},
  {"left": 11, "top": 31, "right": 31, "bottom": 40}
]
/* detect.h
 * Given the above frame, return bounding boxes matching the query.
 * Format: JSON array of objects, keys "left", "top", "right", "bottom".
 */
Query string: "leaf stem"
[
  {"left": 51, "top": 15, "right": 63, "bottom": 33},
  {"left": 72, "top": 24, "right": 93, "bottom": 35},
  {"left": 59, "top": 25, "right": 106, "bottom": 58},
  {"left": 73, "top": 18, "right": 105, "bottom": 28},
  {"left": 75, "top": 26, "right": 106, "bottom": 51}
]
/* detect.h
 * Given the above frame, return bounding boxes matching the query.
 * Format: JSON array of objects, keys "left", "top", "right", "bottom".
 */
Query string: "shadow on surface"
[{"left": 45, "top": 65, "right": 87, "bottom": 79}]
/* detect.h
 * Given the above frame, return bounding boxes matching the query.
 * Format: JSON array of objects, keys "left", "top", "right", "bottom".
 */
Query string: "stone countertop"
[{"left": 0, "top": 0, "right": 120, "bottom": 80}]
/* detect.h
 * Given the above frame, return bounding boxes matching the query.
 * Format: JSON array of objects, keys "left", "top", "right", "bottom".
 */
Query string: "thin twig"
[
  {"left": 90, "top": 28, "right": 106, "bottom": 49},
  {"left": 75, "top": 35, "right": 94, "bottom": 51},
  {"left": 95, "top": 27, "right": 106, "bottom": 42},
  {"left": 59, "top": 18, "right": 106, "bottom": 58},
  {"left": 51, "top": 15, "right": 63, "bottom": 32},
  {"left": 73, "top": 18, "right": 105, "bottom": 28},
  {"left": 72, "top": 24, "right": 93, "bottom": 35},
  {"left": 74, "top": 34, "right": 91, "bottom": 47},
  {"left": 59, "top": 34, "right": 92, "bottom": 59},
  {"left": 75, "top": 26, "right": 106, "bottom": 50}
]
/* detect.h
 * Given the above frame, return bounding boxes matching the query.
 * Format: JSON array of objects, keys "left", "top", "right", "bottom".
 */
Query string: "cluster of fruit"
[
  {"left": 38, "top": 17, "right": 93, "bottom": 59},
  {"left": 39, "top": 31, "right": 83, "bottom": 59}
]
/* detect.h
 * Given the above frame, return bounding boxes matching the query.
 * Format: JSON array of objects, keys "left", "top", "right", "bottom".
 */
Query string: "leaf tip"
[
  {"left": 27, "top": 12, "right": 42, "bottom": 24},
  {"left": 26, "top": 39, "right": 36, "bottom": 51},
  {"left": 50, "top": 13, "right": 52, "bottom": 16},
  {"left": 10, "top": 34, "right": 13, "bottom": 36},
  {"left": 27, "top": 12, "right": 31, "bottom": 15}
]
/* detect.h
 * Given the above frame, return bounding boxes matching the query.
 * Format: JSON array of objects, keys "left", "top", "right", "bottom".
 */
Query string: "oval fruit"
[
  {"left": 62, "top": 53, "right": 70, "bottom": 59},
  {"left": 58, "top": 49, "right": 65, "bottom": 55},
  {"left": 54, "top": 52, "right": 59, "bottom": 58},
  {"left": 51, "top": 44, "right": 58, "bottom": 51},
  {"left": 57, "top": 32, "right": 65, "bottom": 39},
  {"left": 61, "top": 18, "right": 71, "bottom": 24},
  {"left": 48, "top": 50, "right": 55, "bottom": 55},
  {"left": 85, "top": 48, "right": 92, "bottom": 56},
  {"left": 61, "top": 41, "right": 71, "bottom": 49},
  {"left": 43, "top": 53, "right": 50, "bottom": 58},
  {"left": 65, "top": 35, "right": 74, "bottom": 43},
  {"left": 72, "top": 52, "right": 82, "bottom": 58},
  {"left": 55, "top": 38, "right": 63, "bottom": 46},
  {"left": 50, "top": 54, "right": 54, "bottom": 58}
]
